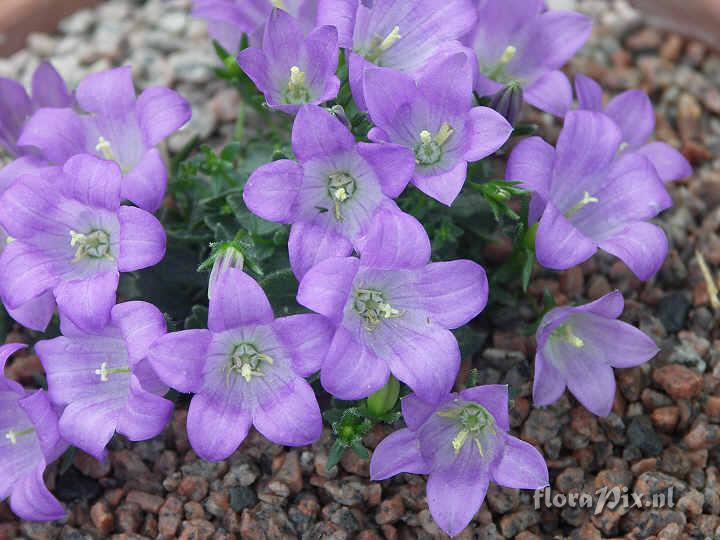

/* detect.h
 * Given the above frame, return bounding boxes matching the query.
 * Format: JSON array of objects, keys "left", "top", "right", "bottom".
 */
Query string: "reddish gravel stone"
[
  {"left": 178, "top": 476, "right": 210, "bottom": 502},
  {"left": 375, "top": 495, "right": 404, "bottom": 525},
  {"left": 90, "top": 500, "right": 114, "bottom": 536},
  {"left": 159, "top": 495, "right": 183, "bottom": 539},
  {"left": 651, "top": 406, "right": 680, "bottom": 432},
  {"left": 126, "top": 490, "right": 164, "bottom": 514},
  {"left": 652, "top": 365, "right": 703, "bottom": 399}
]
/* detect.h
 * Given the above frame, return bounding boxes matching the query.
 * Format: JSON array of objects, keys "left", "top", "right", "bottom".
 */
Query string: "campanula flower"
[
  {"left": 364, "top": 53, "right": 512, "bottom": 205},
  {"left": 0, "top": 344, "right": 67, "bottom": 522},
  {"left": 237, "top": 9, "right": 340, "bottom": 114},
  {"left": 0, "top": 157, "right": 56, "bottom": 331},
  {"left": 371, "top": 385, "right": 548, "bottom": 536},
  {"left": 297, "top": 208, "right": 488, "bottom": 403},
  {"left": 18, "top": 66, "right": 191, "bottom": 211},
  {"left": 574, "top": 74, "right": 692, "bottom": 183},
  {"left": 0, "top": 62, "right": 72, "bottom": 157},
  {"left": 469, "top": 0, "right": 591, "bottom": 116},
  {"left": 243, "top": 104, "right": 415, "bottom": 279},
  {"left": 506, "top": 110, "right": 672, "bottom": 280},
  {"left": 534, "top": 290, "right": 658, "bottom": 416},
  {"left": 35, "top": 302, "right": 173, "bottom": 460},
  {"left": 193, "top": 0, "right": 318, "bottom": 53},
  {"left": 0, "top": 154, "right": 166, "bottom": 332},
  {"left": 320, "top": 0, "right": 476, "bottom": 110},
  {"left": 148, "top": 269, "right": 331, "bottom": 461}
]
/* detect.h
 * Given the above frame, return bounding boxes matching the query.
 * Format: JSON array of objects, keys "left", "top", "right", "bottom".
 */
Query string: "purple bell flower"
[
  {"left": 18, "top": 66, "right": 191, "bottom": 211},
  {"left": 192, "top": 0, "right": 318, "bottom": 53},
  {"left": 533, "top": 290, "right": 658, "bottom": 416},
  {"left": 0, "top": 344, "right": 67, "bottom": 522},
  {"left": 243, "top": 104, "right": 416, "bottom": 279},
  {"left": 506, "top": 110, "right": 672, "bottom": 280},
  {"left": 148, "top": 269, "right": 332, "bottom": 461},
  {"left": 0, "top": 154, "right": 166, "bottom": 333},
  {"left": 297, "top": 208, "right": 488, "bottom": 403},
  {"left": 370, "top": 385, "right": 548, "bottom": 536},
  {"left": 363, "top": 53, "right": 512, "bottom": 205},
  {"left": 574, "top": 74, "right": 692, "bottom": 183},
  {"left": 0, "top": 62, "right": 72, "bottom": 158},
  {"left": 35, "top": 302, "right": 173, "bottom": 461},
  {"left": 319, "top": 0, "right": 476, "bottom": 110},
  {"left": 237, "top": 9, "right": 340, "bottom": 115},
  {"left": 469, "top": 0, "right": 592, "bottom": 116}
]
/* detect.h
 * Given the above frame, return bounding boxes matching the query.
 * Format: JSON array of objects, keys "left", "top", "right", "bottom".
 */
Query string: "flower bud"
[
  {"left": 208, "top": 243, "right": 245, "bottom": 300},
  {"left": 489, "top": 83, "right": 524, "bottom": 126}
]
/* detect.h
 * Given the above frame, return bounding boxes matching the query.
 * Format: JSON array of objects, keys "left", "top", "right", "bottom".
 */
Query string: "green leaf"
[
  {"left": 326, "top": 439, "right": 346, "bottom": 471},
  {"left": 59, "top": 447, "right": 77, "bottom": 475},
  {"left": 184, "top": 305, "right": 209, "bottom": 329},
  {"left": 350, "top": 440, "right": 370, "bottom": 459}
]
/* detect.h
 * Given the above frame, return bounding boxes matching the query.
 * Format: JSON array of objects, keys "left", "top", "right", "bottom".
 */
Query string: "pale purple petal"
[
  {"left": 292, "top": 105, "right": 355, "bottom": 161},
  {"left": 359, "top": 206, "right": 430, "bottom": 270},
  {"left": 273, "top": 314, "right": 334, "bottom": 376},
  {"left": 6, "top": 292, "right": 55, "bottom": 333},
  {"left": 459, "top": 384, "right": 509, "bottom": 431},
  {"left": 111, "top": 301, "right": 167, "bottom": 364},
  {"left": 635, "top": 142, "right": 692, "bottom": 183},
  {"left": 575, "top": 289, "right": 624, "bottom": 319},
  {"left": 244, "top": 159, "right": 303, "bottom": 223},
  {"left": 412, "top": 161, "right": 468, "bottom": 206},
  {"left": 401, "top": 393, "right": 438, "bottom": 430},
  {"left": 9, "top": 465, "right": 65, "bottom": 522},
  {"left": 370, "top": 428, "right": 430, "bottom": 480},
  {"left": 148, "top": 330, "right": 210, "bottom": 393},
  {"left": 605, "top": 90, "right": 654, "bottom": 148},
  {"left": 252, "top": 378, "right": 322, "bottom": 446},
  {"left": 506, "top": 136, "right": 555, "bottom": 196},
  {"left": 426, "top": 465, "right": 489, "bottom": 537},
  {"left": 76, "top": 66, "right": 136, "bottom": 116},
  {"left": 0, "top": 243, "right": 60, "bottom": 309},
  {"left": 288, "top": 220, "right": 354, "bottom": 281},
  {"left": 262, "top": 8, "right": 306, "bottom": 72},
  {"left": 348, "top": 51, "right": 375, "bottom": 111},
  {"left": 208, "top": 268, "right": 273, "bottom": 332},
  {"left": 31, "top": 62, "right": 72, "bottom": 109},
  {"left": 297, "top": 256, "right": 359, "bottom": 321},
  {"left": 535, "top": 203, "right": 597, "bottom": 270},
  {"left": 0, "top": 78, "right": 31, "bottom": 155},
  {"left": 237, "top": 48, "right": 271, "bottom": 95},
  {"left": 122, "top": 148, "right": 167, "bottom": 212},
  {"left": 524, "top": 70, "right": 573, "bottom": 117},
  {"left": 188, "top": 390, "right": 252, "bottom": 461},
  {"left": 58, "top": 393, "right": 122, "bottom": 459},
  {"left": 356, "top": 143, "right": 415, "bottom": 198},
  {"left": 463, "top": 106, "right": 512, "bottom": 162},
  {"left": 17, "top": 390, "right": 66, "bottom": 463},
  {"left": 574, "top": 74, "right": 603, "bottom": 111},
  {"left": 416, "top": 52, "right": 473, "bottom": 119},
  {"left": 17, "top": 108, "right": 87, "bottom": 163},
  {"left": 492, "top": 434, "right": 549, "bottom": 489},
  {"left": 136, "top": 87, "right": 191, "bottom": 146},
  {"left": 320, "top": 326, "right": 390, "bottom": 399},
  {"left": 61, "top": 154, "right": 122, "bottom": 211},
  {"left": 116, "top": 375, "right": 173, "bottom": 441},
  {"left": 599, "top": 222, "right": 668, "bottom": 280},
  {"left": 532, "top": 348, "right": 566, "bottom": 407},
  {"left": 118, "top": 205, "right": 166, "bottom": 272},
  {"left": 55, "top": 271, "right": 119, "bottom": 332},
  {"left": 317, "top": 0, "right": 356, "bottom": 48},
  {"left": 363, "top": 66, "right": 417, "bottom": 131}
]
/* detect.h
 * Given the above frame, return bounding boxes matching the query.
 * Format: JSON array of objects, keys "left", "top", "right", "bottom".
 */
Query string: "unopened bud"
[{"left": 489, "top": 83, "right": 524, "bottom": 126}]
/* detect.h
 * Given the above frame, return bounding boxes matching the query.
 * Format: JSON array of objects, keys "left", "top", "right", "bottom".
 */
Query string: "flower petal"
[
  {"left": 123, "top": 148, "right": 168, "bottom": 212},
  {"left": 262, "top": 9, "right": 306, "bottom": 71},
  {"left": 532, "top": 349, "right": 567, "bottom": 406},
  {"left": 292, "top": 105, "right": 356, "bottom": 162},
  {"left": 426, "top": 465, "right": 489, "bottom": 537},
  {"left": 317, "top": 0, "right": 356, "bottom": 48},
  {"left": 417, "top": 52, "right": 473, "bottom": 119},
  {"left": 62, "top": 154, "right": 122, "bottom": 211},
  {"left": 599, "top": 222, "right": 668, "bottom": 280},
  {"left": 605, "top": 89, "right": 654, "bottom": 148},
  {"left": 0, "top": 78, "right": 31, "bottom": 155},
  {"left": 58, "top": 392, "right": 122, "bottom": 459},
  {"left": 237, "top": 47, "right": 271, "bottom": 95},
  {"left": 17, "top": 390, "right": 66, "bottom": 463},
  {"left": 370, "top": 428, "right": 430, "bottom": 480},
  {"left": 55, "top": 271, "right": 119, "bottom": 332},
  {"left": 464, "top": 106, "right": 512, "bottom": 162},
  {"left": 492, "top": 434, "right": 549, "bottom": 489},
  {"left": 76, "top": 66, "right": 136, "bottom": 116},
  {"left": 401, "top": 393, "right": 438, "bottom": 430},
  {"left": 148, "top": 330, "right": 210, "bottom": 393},
  {"left": 321, "top": 325, "right": 390, "bottom": 400},
  {"left": 244, "top": 159, "right": 303, "bottom": 223},
  {"left": 288, "top": 220, "right": 354, "bottom": 281},
  {"left": 297, "top": 256, "right": 359, "bottom": 321},
  {"left": 118, "top": 206, "right": 166, "bottom": 272},
  {"left": 506, "top": 136, "right": 555, "bottom": 197},
  {"left": 273, "top": 314, "right": 334, "bottom": 377},
  {"left": 356, "top": 142, "right": 415, "bottom": 198},
  {"left": 359, "top": 206, "right": 430, "bottom": 270},
  {"left": 363, "top": 66, "right": 418, "bottom": 131},
  {"left": 574, "top": 74, "right": 603, "bottom": 111},
  {"left": 187, "top": 389, "right": 252, "bottom": 461},
  {"left": 253, "top": 377, "right": 322, "bottom": 446},
  {"left": 10, "top": 464, "right": 65, "bottom": 522},
  {"left": 536, "top": 202, "right": 597, "bottom": 270},
  {"left": 111, "top": 301, "right": 167, "bottom": 364},
  {"left": 31, "top": 62, "right": 72, "bottom": 109},
  {"left": 17, "top": 108, "right": 87, "bottom": 163},
  {"left": 6, "top": 292, "right": 55, "bottom": 333},
  {"left": 412, "top": 161, "right": 468, "bottom": 206},
  {"left": 0, "top": 242, "right": 60, "bottom": 310},
  {"left": 136, "top": 87, "right": 191, "bottom": 146},
  {"left": 575, "top": 289, "right": 625, "bottom": 319},
  {"left": 116, "top": 375, "right": 173, "bottom": 441},
  {"left": 635, "top": 142, "right": 692, "bottom": 183},
  {"left": 208, "top": 268, "right": 274, "bottom": 332},
  {"left": 460, "top": 384, "right": 509, "bottom": 431},
  {"left": 524, "top": 70, "right": 573, "bottom": 117}
]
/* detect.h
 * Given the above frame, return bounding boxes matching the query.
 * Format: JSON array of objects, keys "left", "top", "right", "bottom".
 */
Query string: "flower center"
[
  {"left": 283, "top": 66, "right": 311, "bottom": 104},
  {"left": 353, "top": 288, "right": 403, "bottom": 332},
  {"left": 227, "top": 343, "right": 273, "bottom": 383},
  {"left": 94, "top": 362, "right": 131, "bottom": 382},
  {"left": 438, "top": 402, "right": 496, "bottom": 455},
  {"left": 4, "top": 427, "right": 34, "bottom": 445},
  {"left": 95, "top": 136, "right": 114, "bottom": 161},
  {"left": 483, "top": 45, "right": 518, "bottom": 83},
  {"left": 363, "top": 25, "right": 402, "bottom": 63},
  {"left": 271, "top": 0, "right": 286, "bottom": 8},
  {"left": 70, "top": 229, "right": 112, "bottom": 261},
  {"left": 550, "top": 323, "right": 584, "bottom": 348},
  {"left": 413, "top": 123, "right": 454, "bottom": 167},
  {"left": 565, "top": 191, "right": 599, "bottom": 218},
  {"left": 327, "top": 171, "right": 357, "bottom": 221}
]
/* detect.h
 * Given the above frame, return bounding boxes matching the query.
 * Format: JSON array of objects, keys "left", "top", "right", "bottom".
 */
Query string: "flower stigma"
[
  {"left": 364, "top": 25, "right": 402, "bottom": 63},
  {"left": 95, "top": 136, "right": 114, "bottom": 161},
  {"left": 565, "top": 191, "right": 599, "bottom": 218},
  {"left": 284, "top": 66, "right": 311, "bottom": 104},
  {"left": 94, "top": 362, "right": 131, "bottom": 382},
  {"left": 271, "top": 0, "right": 287, "bottom": 8},
  {"left": 414, "top": 123, "right": 454, "bottom": 167},
  {"left": 227, "top": 343, "right": 274, "bottom": 384},
  {"left": 551, "top": 323, "right": 584, "bottom": 348},
  {"left": 484, "top": 45, "right": 518, "bottom": 83},
  {"left": 327, "top": 171, "right": 357, "bottom": 221},
  {"left": 70, "top": 229, "right": 112, "bottom": 261},
  {"left": 438, "top": 402, "right": 496, "bottom": 456},
  {"left": 353, "top": 288, "right": 403, "bottom": 331},
  {"left": 4, "top": 427, "right": 35, "bottom": 445}
]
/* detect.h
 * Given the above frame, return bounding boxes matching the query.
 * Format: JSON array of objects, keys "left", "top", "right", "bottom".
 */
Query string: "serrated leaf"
[{"left": 326, "top": 439, "right": 346, "bottom": 471}]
